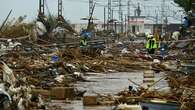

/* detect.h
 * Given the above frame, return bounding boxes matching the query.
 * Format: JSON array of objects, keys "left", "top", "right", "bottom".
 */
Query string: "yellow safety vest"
[
  {"left": 80, "top": 39, "right": 87, "bottom": 46},
  {"left": 146, "top": 38, "right": 157, "bottom": 49}
]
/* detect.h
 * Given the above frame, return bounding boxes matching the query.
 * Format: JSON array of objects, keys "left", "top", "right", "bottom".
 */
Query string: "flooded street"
[
  {"left": 49, "top": 70, "right": 170, "bottom": 110},
  {"left": 76, "top": 71, "right": 144, "bottom": 95}
]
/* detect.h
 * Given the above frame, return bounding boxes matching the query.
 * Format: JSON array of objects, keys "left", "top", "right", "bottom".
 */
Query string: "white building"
[
  {"left": 72, "top": 17, "right": 157, "bottom": 34},
  {"left": 73, "top": 22, "right": 104, "bottom": 33},
  {"left": 128, "top": 16, "right": 145, "bottom": 33}
]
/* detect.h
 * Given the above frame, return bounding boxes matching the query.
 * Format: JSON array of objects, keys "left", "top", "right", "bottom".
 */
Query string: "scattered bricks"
[
  {"left": 51, "top": 87, "right": 74, "bottom": 100},
  {"left": 144, "top": 75, "right": 155, "bottom": 78},
  {"left": 143, "top": 73, "right": 155, "bottom": 78},
  {"left": 83, "top": 93, "right": 98, "bottom": 106},
  {"left": 143, "top": 70, "right": 155, "bottom": 83},
  {"left": 32, "top": 89, "right": 50, "bottom": 98},
  {"left": 143, "top": 79, "right": 155, "bottom": 83},
  {"left": 144, "top": 70, "right": 154, "bottom": 74},
  {"left": 144, "top": 70, "right": 154, "bottom": 76}
]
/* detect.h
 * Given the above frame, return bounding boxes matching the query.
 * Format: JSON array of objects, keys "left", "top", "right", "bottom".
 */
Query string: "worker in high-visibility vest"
[
  {"left": 80, "top": 37, "right": 88, "bottom": 47},
  {"left": 146, "top": 34, "right": 157, "bottom": 54},
  {"left": 80, "top": 30, "right": 92, "bottom": 47}
]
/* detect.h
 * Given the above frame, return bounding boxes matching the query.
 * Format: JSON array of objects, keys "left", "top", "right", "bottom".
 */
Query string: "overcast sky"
[
  {"left": 0, "top": 0, "right": 183, "bottom": 24},
  {"left": 0, "top": 0, "right": 92, "bottom": 24}
]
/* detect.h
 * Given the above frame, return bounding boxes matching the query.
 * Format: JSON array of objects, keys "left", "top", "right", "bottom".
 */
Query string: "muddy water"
[{"left": 50, "top": 71, "right": 169, "bottom": 110}]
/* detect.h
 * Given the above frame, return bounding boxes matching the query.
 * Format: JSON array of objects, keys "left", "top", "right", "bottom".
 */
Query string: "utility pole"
[
  {"left": 111, "top": 9, "right": 114, "bottom": 30},
  {"left": 161, "top": 0, "right": 166, "bottom": 34},
  {"left": 89, "top": 0, "right": 94, "bottom": 16},
  {"left": 104, "top": 6, "right": 106, "bottom": 30},
  {"left": 89, "top": 0, "right": 94, "bottom": 28},
  {"left": 39, "top": 0, "right": 45, "bottom": 16},
  {"left": 57, "top": 0, "right": 66, "bottom": 25},
  {"left": 119, "top": 0, "right": 123, "bottom": 33},
  {"left": 156, "top": 14, "right": 158, "bottom": 25},
  {"left": 108, "top": 0, "right": 112, "bottom": 30},
  {"left": 121, "top": 11, "right": 124, "bottom": 33},
  {"left": 58, "top": 0, "right": 63, "bottom": 18},
  {"left": 127, "top": 0, "right": 130, "bottom": 32},
  {"left": 155, "top": 10, "right": 158, "bottom": 24},
  {"left": 125, "top": 15, "right": 127, "bottom": 37},
  {"left": 137, "top": 3, "right": 141, "bottom": 16}
]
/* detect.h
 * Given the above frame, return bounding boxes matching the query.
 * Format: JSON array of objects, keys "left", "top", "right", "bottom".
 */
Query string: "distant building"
[
  {"left": 73, "top": 22, "right": 104, "bottom": 33},
  {"left": 166, "top": 24, "right": 181, "bottom": 32},
  {"left": 72, "top": 23, "right": 88, "bottom": 33},
  {"left": 128, "top": 16, "right": 145, "bottom": 34},
  {"left": 72, "top": 18, "right": 181, "bottom": 35},
  {"left": 144, "top": 24, "right": 154, "bottom": 33}
]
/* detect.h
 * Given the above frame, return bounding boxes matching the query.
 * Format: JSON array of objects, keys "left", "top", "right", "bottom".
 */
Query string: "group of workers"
[
  {"left": 145, "top": 8, "right": 195, "bottom": 58},
  {"left": 145, "top": 31, "right": 168, "bottom": 59},
  {"left": 79, "top": 29, "right": 167, "bottom": 58},
  {"left": 79, "top": 11, "right": 194, "bottom": 59}
]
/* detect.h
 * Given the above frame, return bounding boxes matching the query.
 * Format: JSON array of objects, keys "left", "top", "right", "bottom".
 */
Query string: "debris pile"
[
  {"left": 167, "top": 72, "right": 195, "bottom": 110},
  {"left": 0, "top": 16, "right": 33, "bottom": 38},
  {"left": 111, "top": 65, "right": 195, "bottom": 110},
  {"left": 0, "top": 35, "right": 147, "bottom": 109},
  {"left": 1, "top": 16, "right": 195, "bottom": 110}
]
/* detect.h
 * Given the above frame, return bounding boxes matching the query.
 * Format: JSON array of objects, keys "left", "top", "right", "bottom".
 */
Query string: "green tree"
[{"left": 174, "top": 0, "right": 192, "bottom": 13}]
